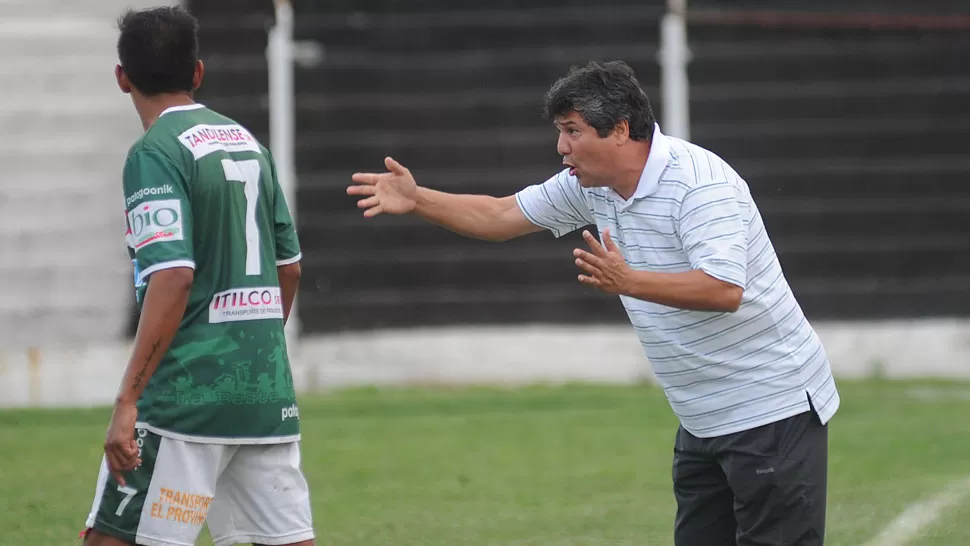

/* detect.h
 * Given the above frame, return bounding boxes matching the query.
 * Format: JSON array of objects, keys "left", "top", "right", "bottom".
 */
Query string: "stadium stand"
[
  {"left": 190, "top": 0, "right": 970, "bottom": 333},
  {"left": 0, "top": 0, "right": 176, "bottom": 348}
]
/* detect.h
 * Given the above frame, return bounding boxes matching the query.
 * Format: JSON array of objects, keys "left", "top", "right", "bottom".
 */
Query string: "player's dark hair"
[
  {"left": 544, "top": 60, "right": 656, "bottom": 141},
  {"left": 117, "top": 6, "right": 199, "bottom": 96}
]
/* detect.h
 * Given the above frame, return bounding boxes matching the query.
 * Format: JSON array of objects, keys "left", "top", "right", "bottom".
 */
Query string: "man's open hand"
[
  {"left": 574, "top": 228, "right": 634, "bottom": 295},
  {"left": 348, "top": 157, "right": 419, "bottom": 217}
]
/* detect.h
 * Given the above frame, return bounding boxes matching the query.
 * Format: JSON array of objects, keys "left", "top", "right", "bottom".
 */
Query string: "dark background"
[{"left": 182, "top": 0, "right": 970, "bottom": 334}]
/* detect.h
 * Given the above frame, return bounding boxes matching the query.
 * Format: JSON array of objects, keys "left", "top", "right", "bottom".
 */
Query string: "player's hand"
[
  {"left": 104, "top": 400, "right": 141, "bottom": 487},
  {"left": 574, "top": 228, "right": 634, "bottom": 295},
  {"left": 348, "top": 157, "right": 418, "bottom": 217}
]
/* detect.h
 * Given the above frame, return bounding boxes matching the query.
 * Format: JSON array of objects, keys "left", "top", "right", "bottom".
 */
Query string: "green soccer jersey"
[{"left": 123, "top": 103, "right": 302, "bottom": 443}]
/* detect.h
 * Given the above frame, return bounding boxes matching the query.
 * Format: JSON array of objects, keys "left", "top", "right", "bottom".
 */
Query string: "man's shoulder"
[
  {"left": 123, "top": 136, "right": 183, "bottom": 173},
  {"left": 662, "top": 139, "right": 749, "bottom": 200},
  {"left": 669, "top": 137, "right": 744, "bottom": 184},
  {"left": 123, "top": 136, "right": 169, "bottom": 168}
]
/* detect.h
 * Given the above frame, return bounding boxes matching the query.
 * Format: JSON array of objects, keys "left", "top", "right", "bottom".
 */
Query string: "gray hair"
[{"left": 543, "top": 60, "right": 655, "bottom": 141}]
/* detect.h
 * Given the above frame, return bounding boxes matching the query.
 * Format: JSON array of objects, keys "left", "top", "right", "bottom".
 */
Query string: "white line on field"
[{"left": 862, "top": 476, "right": 970, "bottom": 546}]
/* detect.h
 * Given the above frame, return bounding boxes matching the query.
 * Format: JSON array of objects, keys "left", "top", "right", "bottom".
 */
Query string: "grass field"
[{"left": 3, "top": 379, "right": 970, "bottom": 545}]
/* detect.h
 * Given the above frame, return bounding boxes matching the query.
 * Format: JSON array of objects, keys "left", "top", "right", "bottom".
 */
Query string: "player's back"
[{"left": 123, "top": 103, "right": 303, "bottom": 443}]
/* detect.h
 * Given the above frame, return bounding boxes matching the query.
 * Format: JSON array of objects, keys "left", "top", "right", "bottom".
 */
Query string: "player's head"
[
  {"left": 115, "top": 6, "right": 203, "bottom": 98},
  {"left": 544, "top": 60, "right": 656, "bottom": 188}
]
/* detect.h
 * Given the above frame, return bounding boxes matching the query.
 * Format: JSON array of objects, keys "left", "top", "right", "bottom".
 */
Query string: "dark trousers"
[{"left": 672, "top": 406, "right": 828, "bottom": 546}]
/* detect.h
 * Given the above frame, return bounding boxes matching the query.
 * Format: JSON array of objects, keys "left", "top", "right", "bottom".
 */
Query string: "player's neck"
[{"left": 132, "top": 93, "right": 197, "bottom": 131}]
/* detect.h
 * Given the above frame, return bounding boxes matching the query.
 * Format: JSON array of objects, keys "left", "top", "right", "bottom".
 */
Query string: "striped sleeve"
[
  {"left": 514, "top": 169, "right": 594, "bottom": 238},
  {"left": 677, "top": 180, "right": 748, "bottom": 289}
]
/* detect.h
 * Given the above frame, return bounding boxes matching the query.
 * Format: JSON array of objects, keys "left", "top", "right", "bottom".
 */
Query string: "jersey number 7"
[{"left": 221, "top": 159, "right": 262, "bottom": 276}]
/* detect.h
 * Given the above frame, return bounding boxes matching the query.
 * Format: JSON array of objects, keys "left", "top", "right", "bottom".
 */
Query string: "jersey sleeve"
[
  {"left": 267, "top": 155, "right": 302, "bottom": 266},
  {"left": 514, "top": 169, "right": 595, "bottom": 237},
  {"left": 676, "top": 180, "right": 749, "bottom": 289},
  {"left": 123, "top": 149, "right": 195, "bottom": 284}
]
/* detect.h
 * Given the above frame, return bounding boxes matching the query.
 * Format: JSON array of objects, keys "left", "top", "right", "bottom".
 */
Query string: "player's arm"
[
  {"left": 108, "top": 148, "right": 197, "bottom": 484},
  {"left": 278, "top": 262, "right": 301, "bottom": 324},
  {"left": 116, "top": 268, "right": 193, "bottom": 405},
  {"left": 349, "top": 157, "right": 591, "bottom": 241},
  {"left": 106, "top": 268, "right": 193, "bottom": 485},
  {"left": 267, "top": 150, "right": 303, "bottom": 325}
]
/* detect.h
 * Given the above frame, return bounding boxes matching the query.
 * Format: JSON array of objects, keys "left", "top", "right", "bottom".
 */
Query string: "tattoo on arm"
[{"left": 132, "top": 339, "right": 162, "bottom": 391}]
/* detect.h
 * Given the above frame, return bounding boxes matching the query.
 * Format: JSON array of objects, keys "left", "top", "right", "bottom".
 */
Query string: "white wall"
[{"left": 2, "top": 320, "right": 969, "bottom": 408}]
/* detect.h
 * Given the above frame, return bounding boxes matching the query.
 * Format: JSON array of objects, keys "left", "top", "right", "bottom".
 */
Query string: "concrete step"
[
  {"left": 0, "top": 268, "right": 129, "bottom": 313},
  {"left": 0, "top": 149, "right": 131, "bottom": 179},
  {"left": 0, "top": 18, "right": 118, "bottom": 57},
  {"left": 0, "top": 54, "right": 112, "bottom": 76},
  {"left": 0, "top": 92, "right": 136, "bottom": 117},
  {"left": 0, "top": 87, "right": 135, "bottom": 114},
  {"left": 0, "top": 66, "right": 124, "bottom": 100},
  {"left": 0, "top": 0, "right": 169, "bottom": 347},
  {"left": 0, "top": 129, "right": 135, "bottom": 163},
  {"left": 0, "top": 232, "right": 128, "bottom": 270},
  {"left": 0, "top": 0, "right": 173, "bottom": 20},
  {"left": 0, "top": 233, "right": 128, "bottom": 272},
  {"left": 1, "top": 170, "right": 120, "bottom": 197},
  {"left": 0, "top": 305, "right": 129, "bottom": 348},
  {"left": 0, "top": 189, "right": 123, "bottom": 234}
]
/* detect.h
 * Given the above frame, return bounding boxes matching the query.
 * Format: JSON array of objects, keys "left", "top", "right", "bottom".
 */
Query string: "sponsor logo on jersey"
[
  {"left": 126, "top": 199, "right": 184, "bottom": 250},
  {"left": 209, "top": 286, "right": 284, "bottom": 323},
  {"left": 125, "top": 184, "right": 174, "bottom": 208},
  {"left": 177, "top": 123, "right": 262, "bottom": 160},
  {"left": 281, "top": 404, "right": 300, "bottom": 421}
]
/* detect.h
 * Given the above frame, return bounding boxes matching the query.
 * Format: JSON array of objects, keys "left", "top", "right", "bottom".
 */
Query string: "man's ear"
[
  {"left": 612, "top": 119, "right": 630, "bottom": 144},
  {"left": 191, "top": 59, "right": 204, "bottom": 91},
  {"left": 115, "top": 64, "right": 132, "bottom": 94}
]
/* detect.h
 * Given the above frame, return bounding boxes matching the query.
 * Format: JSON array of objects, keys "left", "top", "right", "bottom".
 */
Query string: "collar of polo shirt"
[{"left": 615, "top": 122, "right": 671, "bottom": 210}]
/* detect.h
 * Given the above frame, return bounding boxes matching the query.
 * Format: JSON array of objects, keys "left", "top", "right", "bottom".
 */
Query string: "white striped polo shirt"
[{"left": 515, "top": 123, "right": 840, "bottom": 438}]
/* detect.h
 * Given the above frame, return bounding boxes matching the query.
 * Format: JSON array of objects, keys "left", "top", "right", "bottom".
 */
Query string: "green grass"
[{"left": 2, "top": 379, "right": 970, "bottom": 545}]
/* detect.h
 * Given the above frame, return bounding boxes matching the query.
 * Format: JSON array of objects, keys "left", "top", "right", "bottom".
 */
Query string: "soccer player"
[
  {"left": 348, "top": 61, "right": 839, "bottom": 545},
  {"left": 81, "top": 7, "right": 315, "bottom": 546}
]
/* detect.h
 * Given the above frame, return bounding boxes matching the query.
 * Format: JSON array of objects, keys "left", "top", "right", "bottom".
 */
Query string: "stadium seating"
[
  {"left": 0, "top": 0, "right": 165, "bottom": 347},
  {"left": 189, "top": 1, "right": 970, "bottom": 333}
]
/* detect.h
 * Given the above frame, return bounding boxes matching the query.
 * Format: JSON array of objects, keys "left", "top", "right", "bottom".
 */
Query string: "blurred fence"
[{"left": 188, "top": 0, "right": 970, "bottom": 335}]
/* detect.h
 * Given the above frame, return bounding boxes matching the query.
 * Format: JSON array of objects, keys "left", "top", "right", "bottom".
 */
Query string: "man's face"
[{"left": 554, "top": 110, "right": 624, "bottom": 188}]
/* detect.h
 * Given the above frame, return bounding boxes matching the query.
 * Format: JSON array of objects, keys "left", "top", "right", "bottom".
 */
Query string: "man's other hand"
[{"left": 574, "top": 228, "right": 634, "bottom": 295}]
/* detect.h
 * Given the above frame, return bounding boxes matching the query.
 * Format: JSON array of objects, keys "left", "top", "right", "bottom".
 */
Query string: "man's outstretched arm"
[
  {"left": 412, "top": 188, "right": 540, "bottom": 242},
  {"left": 348, "top": 157, "right": 542, "bottom": 242}
]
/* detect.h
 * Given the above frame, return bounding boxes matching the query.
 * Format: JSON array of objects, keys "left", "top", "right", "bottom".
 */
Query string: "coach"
[{"left": 347, "top": 60, "right": 840, "bottom": 545}]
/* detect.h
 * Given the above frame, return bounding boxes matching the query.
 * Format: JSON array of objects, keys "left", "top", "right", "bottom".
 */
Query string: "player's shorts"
[{"left": 83, "top": 427, "right": 314, "bottom": 546}]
